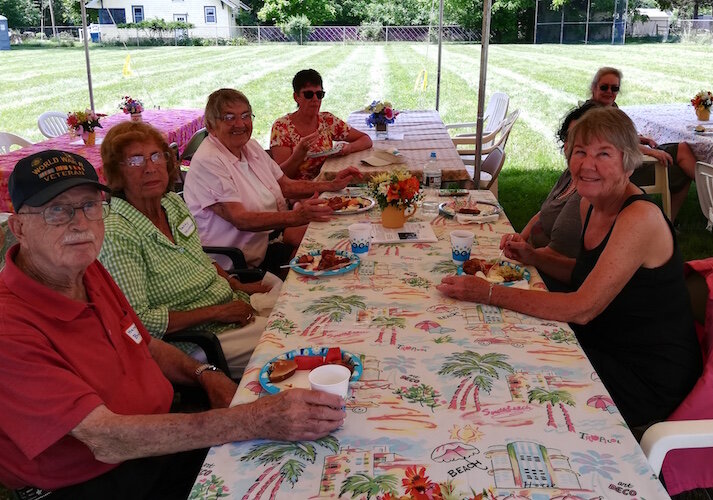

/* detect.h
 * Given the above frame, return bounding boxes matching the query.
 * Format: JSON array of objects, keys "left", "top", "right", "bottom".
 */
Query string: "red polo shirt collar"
[{"left": 2, "top": 245, "right": 91, "bottom": 322}]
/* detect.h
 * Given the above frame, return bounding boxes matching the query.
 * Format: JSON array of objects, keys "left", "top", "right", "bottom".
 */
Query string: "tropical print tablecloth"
[
  {"left": 0, "top": 109, "right": 204, "bottom": 212},
  {"left": 190, "top": 190, "right": 669, "bottom": 500}
]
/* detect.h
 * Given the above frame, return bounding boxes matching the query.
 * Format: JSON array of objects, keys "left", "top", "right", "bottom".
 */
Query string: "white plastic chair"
[
  {"left": 445, "top": 92, "right": 510, "bottom": 150},
  {"left": 0, "top": 132, "right": 32, "bottom": 154},
  {"left": 453, "top": 109, "right": 520, "bottom": 174},
  {"left": 640, "top": 419, "right": 713, "bottom": 477},
  {"left": 638, "top": 155, "right": 672, "bottom": 221},
  {"left": 476, "top": 146, "right": 506, "bottom": 198},
  {"left": 37, "top": 111, "right": 69, "bottom": 138},
  {"left": 695, "top": 161, "right": 713, "bottom": 231},
  {"left": 639, "top": 267, "right": 713, "bottom": 494}
]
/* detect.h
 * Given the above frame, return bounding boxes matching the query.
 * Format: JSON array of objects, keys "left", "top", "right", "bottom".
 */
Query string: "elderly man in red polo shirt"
[{"left": 0, "top": 150, "right": 345, "bottom": 499}]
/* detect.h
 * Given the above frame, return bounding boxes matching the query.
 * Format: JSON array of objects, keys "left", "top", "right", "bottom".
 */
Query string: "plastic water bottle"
[{"left": 424, "top": 151, "right": 441, "bottom": 189}]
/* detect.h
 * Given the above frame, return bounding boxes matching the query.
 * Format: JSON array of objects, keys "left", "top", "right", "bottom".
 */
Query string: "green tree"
[
  {"left": 438, "top": 351, "right": 513, "bottom": 411},
  {"left": 258, "top": 0, "right": 336, "bottom": 25},
  {"left": 371, "top": 316, "right": 406, "bottom": 344},
  {"left": 527, "top": 387, "right": 576, "bottom": 431},
  {"left": 339, "top": 473, "right": 399, "bottom": 499},
  {"left": 0, "top": 0, "right": 40, "bottom": 27},
  {"left": 241, "top": 436, "right": 339, "bottom": 499}
]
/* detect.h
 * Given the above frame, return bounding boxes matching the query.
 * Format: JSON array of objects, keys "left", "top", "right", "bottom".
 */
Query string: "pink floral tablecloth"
[
  {"left": 0, "top": 109, "right": 204, "bottom": 212},
  {"left": 190, "top": 190, "right": 668, "bottom": 500}
]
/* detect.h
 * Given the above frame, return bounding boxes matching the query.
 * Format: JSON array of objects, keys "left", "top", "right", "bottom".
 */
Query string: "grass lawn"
[{"left": 2, "top": 42, "right": 712, "bottom": 260}]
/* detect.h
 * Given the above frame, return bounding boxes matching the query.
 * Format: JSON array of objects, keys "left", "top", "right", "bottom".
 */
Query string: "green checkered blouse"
[{"left": 99, "top": 192, "right": 250, "bottom": 352}]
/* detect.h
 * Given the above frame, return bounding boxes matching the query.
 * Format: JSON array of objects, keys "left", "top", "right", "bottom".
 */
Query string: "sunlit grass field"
[{"left": 2, "top": 42, "right": 712, "bottom": 259}]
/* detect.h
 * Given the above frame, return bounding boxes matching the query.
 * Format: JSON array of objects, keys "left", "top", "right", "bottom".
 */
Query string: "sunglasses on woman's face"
[
  {"left": 599, "top": 84, "right": 620, "bottom": 93},
  {"left": 302, "top": 90, "right": 326, "bottom": 100}
]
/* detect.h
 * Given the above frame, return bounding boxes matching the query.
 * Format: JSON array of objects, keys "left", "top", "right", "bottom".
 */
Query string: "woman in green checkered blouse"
[{"left": 98, "top": 121, "right": 272, "bottom": 377}]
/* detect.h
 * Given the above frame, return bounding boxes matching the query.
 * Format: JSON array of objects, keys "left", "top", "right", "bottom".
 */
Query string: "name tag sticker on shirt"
[
  {"left": 177, "top": 217, "right": 196, "bottom": 238},
  {"left": 125, "top": 323, "right": 143, "bottom": 344}
]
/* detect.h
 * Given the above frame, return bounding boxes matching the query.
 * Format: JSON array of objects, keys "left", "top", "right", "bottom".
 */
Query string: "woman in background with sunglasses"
[
  {"left": 270, "top": 68, "right": 372, "bottom": 180},
  {"left": 586, "top": 66, "right": 697, "bottom": 220}
]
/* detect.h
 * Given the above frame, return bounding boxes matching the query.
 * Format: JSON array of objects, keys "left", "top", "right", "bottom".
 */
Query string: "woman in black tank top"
[{"left": 438, "top": 107, "right": 701, "bottom": 428}]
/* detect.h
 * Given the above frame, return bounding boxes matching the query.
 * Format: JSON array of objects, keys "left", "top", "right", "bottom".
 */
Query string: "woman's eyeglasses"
[
  {"left": 302, "top": 90, "right": 326, "bottom": 100},
  {"left": 122, "top": 151, "right": 171, "bottom": 168},
  {"left": 220, "top": 111, "right": 255, "bottom": 123},
  {"left": 599, "top": 84, "right": 620, "bottom": 93},
  {"left": 21, "top": 200, "right": 110, "bottom": 225}
]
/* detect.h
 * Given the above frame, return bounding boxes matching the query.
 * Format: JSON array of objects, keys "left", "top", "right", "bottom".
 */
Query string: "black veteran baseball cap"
[{"left": 9, "top": 150, "right": 110, "bottom": 211}]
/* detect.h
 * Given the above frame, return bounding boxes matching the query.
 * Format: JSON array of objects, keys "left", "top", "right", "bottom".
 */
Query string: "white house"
[
  {"left": 85, "top": 0, "right": 250, "bottom": 40},
  {"left": 630, "top": 8, "right": 672, "bottom": 38}
]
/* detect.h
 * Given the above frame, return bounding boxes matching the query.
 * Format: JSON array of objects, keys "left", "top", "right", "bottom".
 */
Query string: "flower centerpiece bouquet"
[
  {"left": 691, "top": 91, "right": 713, "bottom": 121},
  {"left": 364, "top": 100, "right": 399, "bottom": 129},
  {"left": 119, "top": 96, "right": 144, "bottom": 121},
  {"left": 368, "top": 169, "right": 422, "bottom": 210},
  {"left": 66, "top": 109, "right": 106, "bottom": 145},
  {"left": 367, "top": 169, "right": 422, "bottom": 228}
]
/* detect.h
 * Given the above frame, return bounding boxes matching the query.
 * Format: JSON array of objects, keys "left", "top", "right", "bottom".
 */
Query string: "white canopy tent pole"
[
  {"left": 435, "top": 0, "right": 444, "bottom": 110},
  {"left": 80, "top": 0, "right": 95, "bottom": 110},
  {"left": 48, "top": 0, "right": 58, "bottom": 41},
  {"left": 474, "top": 0, "right": 492, "bottom": 186}
]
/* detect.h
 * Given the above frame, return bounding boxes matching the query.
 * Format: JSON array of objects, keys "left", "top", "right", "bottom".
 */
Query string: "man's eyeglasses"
[
  {"left": 599, "top": 84, "right": 620, "bottom": 93},
  {"left": 122, "top": 151, "right": 170, "bottom": 168},
  {"left": 302, "top": 90, "right": 326, "bottom": 100},
  {"left": 220, "top": 111, "right": 255, "bottom": 123},
  {"left": 21, "top": 200, "right": 110, "bottom": 226}
]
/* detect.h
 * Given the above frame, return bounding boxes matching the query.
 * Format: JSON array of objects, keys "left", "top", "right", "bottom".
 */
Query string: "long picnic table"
[
  {"left": 316, "top": 110, "right": 471, "bottom": 184},
  {"left": 189, "top": 189, "right": 668, "bottom": 500}
]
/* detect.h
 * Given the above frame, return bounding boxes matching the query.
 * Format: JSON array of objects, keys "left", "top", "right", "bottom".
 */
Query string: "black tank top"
[{"left": 571, "top": 194, "right": 700, "bottom": 410}]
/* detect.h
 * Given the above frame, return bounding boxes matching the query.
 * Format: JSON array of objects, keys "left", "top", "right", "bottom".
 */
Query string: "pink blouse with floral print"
[{"left": 270, "top": 111, "right": 351, "bottom": 180}]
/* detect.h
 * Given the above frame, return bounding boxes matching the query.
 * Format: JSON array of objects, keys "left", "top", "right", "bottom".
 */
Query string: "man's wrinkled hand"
[{"left": 246, "top": 389, "right": 345, "bottom": 441}]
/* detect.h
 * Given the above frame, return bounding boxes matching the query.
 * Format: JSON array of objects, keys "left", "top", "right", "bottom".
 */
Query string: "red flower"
[{"left": 401, "top": 466, "right": 444, "bottom": 499}]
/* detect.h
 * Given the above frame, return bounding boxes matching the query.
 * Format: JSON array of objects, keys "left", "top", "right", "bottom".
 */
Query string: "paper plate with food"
[
  {"left": 306, "top": 143, "right": 343, "bottom": 158},
  {"left": 258, "top": 346, "right": 363, "bottom": 394},
  {"left": 458, "top": 258, "right": 530, "bottom": 287},
  {"left": 289, "top": 249, "right": 360, "bottom": 276},
  {"left": 323, "top": 195, "right": 376, "bottom": 214},
  {"left": 439, "top": 199, "right": 501, "bottom": 222}
]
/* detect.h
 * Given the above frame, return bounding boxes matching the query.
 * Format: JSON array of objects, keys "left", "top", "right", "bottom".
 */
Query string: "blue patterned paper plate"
[
  {"left": 289, "top": 250, "right": 360, "bottom": 277},
  {"left": 457, "top": 260, "right": 531, "bottom": 287},
  {"left": 259, "top": 347, "right": 364, "bottom": 395}
]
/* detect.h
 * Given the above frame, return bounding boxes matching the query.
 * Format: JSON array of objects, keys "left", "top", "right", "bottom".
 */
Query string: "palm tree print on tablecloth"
[
  {"left": 431, "top": 259, "right": 459, "bottom": 274},
  {"left": 240, "top": 436, "right": 339, "bottom": 499},
  {"left": 394, "top": 383, "right": 441, "bottom": 411},
  {"left": 371, "top": 316, "right": 406, "bottom": 344},
  {"left": 527, "top": 387, "right": 576, "bottom": 432},
  {"left": 267, "top": 317, "right": 297, "bottom": 336},
  {"left": 302, "top": 295, "right": 367, "bottom": 336},
  {"left": 438, "top": 351, "right": 514, "bottom": 411},
  {"left": 338, "top": 473, "right": 399, "bottom": 499}
]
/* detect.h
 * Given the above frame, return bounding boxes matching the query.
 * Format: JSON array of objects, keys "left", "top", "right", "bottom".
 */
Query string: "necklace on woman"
[{"left": 556, "top": 178, "right": 577, "bottom": 201}]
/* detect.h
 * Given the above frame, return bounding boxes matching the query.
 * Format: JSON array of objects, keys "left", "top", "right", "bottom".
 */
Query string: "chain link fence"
[{"left": 14, "top": 24, "right": 480, "bottom": 46}]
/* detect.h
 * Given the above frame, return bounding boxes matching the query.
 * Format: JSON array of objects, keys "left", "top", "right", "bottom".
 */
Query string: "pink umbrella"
[
  {"left": 415, "top": 320, "right": 441, "bottom": 332},
  {"left": 586, "top": 395, "right": 617, "bottom": 414},
  {"left": 431, "top": 442, "right": 478, "bottom": 463}
]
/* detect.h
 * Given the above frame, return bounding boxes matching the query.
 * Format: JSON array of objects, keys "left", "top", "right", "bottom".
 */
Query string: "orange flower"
[{"left": 402, "top": 466, "right": 443, "bottom": 499}]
